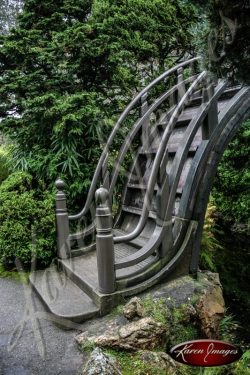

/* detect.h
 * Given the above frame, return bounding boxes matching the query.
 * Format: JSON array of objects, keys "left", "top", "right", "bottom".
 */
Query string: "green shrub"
[
  {"left": 0, "top": 145, "right": 10, "bottom": 183},
  {"left": 0, "top": 171, "right": 56, "bottom": 268},
  {"left": 212, "top": 120, "right": 250, "bottom": 233},
  {"left": 200, "top": 201, "right": 223, "bottom": 271}
]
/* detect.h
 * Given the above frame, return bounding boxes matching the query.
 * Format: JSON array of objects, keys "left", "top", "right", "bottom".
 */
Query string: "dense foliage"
[
  {"left": 212, "top": 120, "right": 250, "bottom": 232},
  {"left": 200, "top": 202, "right": 223, "bottom": 271},
  {"left": 189, "top": 1, "right": 250, "bottom": 233},
  {"left": 191, "top": 0, "right": 250, "bottom": 85},
  {"left": 0, "top": 0, "right": 197, "bottom": 204},
  {"left": 0, "top": 0, "right": 23, "bottom": 34},
  {"left": 0, "top": 145, "right": 10, "bottom": 183},
  {"left": 0, "top": 172, "right": 55, "bottom": 268},
  {"left": 207, "top": 0, "right": 250, "bottom": 85}
]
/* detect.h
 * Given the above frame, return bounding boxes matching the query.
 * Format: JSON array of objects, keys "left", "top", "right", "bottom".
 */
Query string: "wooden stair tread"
[
  {"left": 60, "top": 241, "right": 157, "bottom": 291},
  {"left": 114, "top": 228, "right": 146, "bottom": 247},
  {"left": 186, "top": 86, "right": 241, "bottom": 108},
  {"left": 159, "top": 100, "right": 228, "bottom": 128},
  {"left": 127, "top": 183, "right": 158, "bottom": 191},
  {"left": 29, "top": 266, "right": 99, "bottom": 323},
  {"left": 114, "top": 243, "right": 156, "bottom": 279},
  {"left": 139, "top": 146, "right": 197, "bottom": 155},
  {"left": 122, "top": 205, "right": 157, "bottom": 219}
]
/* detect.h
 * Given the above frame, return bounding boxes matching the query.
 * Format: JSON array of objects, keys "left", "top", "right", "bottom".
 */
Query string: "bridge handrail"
[
  {"left": 114, "top": 71, "right": 207, "bottom": 243},
  {"left": 165, "top": 80, "right": 228, "bottom": 220},
  {"left": 109, "top": 74, "right": 200, "bottom": 198},
  {"left": 113, "top": 81, "right": 228, "bottom": 269},
  {"left": 69, "top": 74, "right": 199, "bottom": 246},
  {"left": 68, "top": 56, "right": 201, "bottom": 221}
]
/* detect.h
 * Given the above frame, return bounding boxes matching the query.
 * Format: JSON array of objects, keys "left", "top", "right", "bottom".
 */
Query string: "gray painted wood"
[{"left": 32, "top": 59, "right": 250, "bottom": 323}]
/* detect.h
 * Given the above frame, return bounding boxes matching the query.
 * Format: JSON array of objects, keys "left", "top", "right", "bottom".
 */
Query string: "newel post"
[
  {"left": 95, "top": 186, "right": 115, "bottom": 294},
  {"left": 202, "top": 79, "right": 218, "bottom": 139},
  {"left": 55, "top": 179, "right": 70, "bottom": 259},
  {"left": 177, "top": 67, "right": 186, "bottom": 102},
  {"left": 140, "top": 93, "right": 150, "bottom": 151}
]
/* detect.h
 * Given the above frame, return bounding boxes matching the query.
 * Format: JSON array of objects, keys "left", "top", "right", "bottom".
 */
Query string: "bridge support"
[{"left": 95, "top": 186, "right": 115, "bottom": 294}]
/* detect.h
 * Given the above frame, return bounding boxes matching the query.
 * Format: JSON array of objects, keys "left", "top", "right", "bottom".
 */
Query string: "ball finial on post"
[
  {"left": 55, "top": 178, "right": 65, "bottom": 191},
  {"left": 95, "top": 185, "right": 109, "bottom": 207}
]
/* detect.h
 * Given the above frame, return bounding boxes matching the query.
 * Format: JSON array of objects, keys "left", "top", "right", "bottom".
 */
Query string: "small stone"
[
  {"left": 123, "top": 297, "right": 144, "bottom": 320},
  {"left": 80, "top": 347, "right": 122, "bottom": 375},
  {"left": 75, "top": 331, "right": 95, "bottom": 348}
]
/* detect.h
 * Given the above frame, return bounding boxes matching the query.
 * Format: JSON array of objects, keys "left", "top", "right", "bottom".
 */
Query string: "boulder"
[
  {"left": 80, "top": 347, "right": 121, "bottom": 375},
  {"left": 195, "top": 276, "right": 225, "bottom": 338},
  {"left": 123, "top": 297, "right": 144, "bottom": 320},
  {"left": 77, "top": 317, "right": 167, "bottom": 352}
]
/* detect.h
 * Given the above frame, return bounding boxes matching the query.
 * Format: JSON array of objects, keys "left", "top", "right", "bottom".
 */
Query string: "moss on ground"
[{"left": 0, "top": 263, "right": 29, "bottom": 283}]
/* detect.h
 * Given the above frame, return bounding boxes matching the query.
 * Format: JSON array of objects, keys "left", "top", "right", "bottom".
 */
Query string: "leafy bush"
[
  {"left": 0, "top": 171, "right": 56, "bottom": 268},
  {"left": 200, "top": 201, "right": 223, "bottom": 271},
  {"left": 0, "top": 145, "right": 10, "bottom": 183},
  {"left": 212, "top": 120, "right": 250, "bottom": 234}
]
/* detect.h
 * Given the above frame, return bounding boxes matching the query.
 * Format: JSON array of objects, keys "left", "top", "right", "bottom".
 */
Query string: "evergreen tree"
[
  {"left": 191, "top": 0, "right": 250, "bottom": 85},
  {"left": 0, "top": 0, "right": 23, "bottom": 34},
  {"left": 0, "top": 0, "right": 197, "bottom": 201}
]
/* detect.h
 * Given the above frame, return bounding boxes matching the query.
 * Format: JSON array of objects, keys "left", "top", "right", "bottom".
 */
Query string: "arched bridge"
[{"left": 30, "top": 57, "right": 250, "bottom": 323}]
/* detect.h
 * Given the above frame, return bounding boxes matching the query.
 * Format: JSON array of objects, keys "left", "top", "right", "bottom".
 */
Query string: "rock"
[
  {"left": 178, "top": 304, "right": 197, "bottom": 323},
  {"left": 195, "top": 281, "right": 225, "bottom": 339},
  {"left": 75, "top": 331, "right": 91, "bottom": 348},
  {"left": 150, "top": 275, "right": 197, "bottom": 308},
  {"left": 80, "top": 347, "right": 122, "bottom": 375},
  {"left": 138, "top": 350, "right": 181, "bottom": 375},
  {"left": 123, "top": 297, "right": 144, "bottom": 320},
  {"left": 201, "top": 271, "right": 221, "bottom": 286},
  {"left": 77, "top": 317, "right": 167, "bottom": 352}
]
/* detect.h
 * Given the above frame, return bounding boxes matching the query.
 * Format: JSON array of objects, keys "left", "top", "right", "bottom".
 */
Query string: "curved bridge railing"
[
  {"left": 55, "top": 57, "right": 201, "bottom": 255},
  {"left": 55, "top": 57, "right": 249, "bottom": 295}
]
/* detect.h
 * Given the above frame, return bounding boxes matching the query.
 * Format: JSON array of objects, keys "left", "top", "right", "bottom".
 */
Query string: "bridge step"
[
  {"left": 70, "top": 244, "right": 95, "bottom": 258},
  {"left": 60, "top": 242, "right": 157, "bottom": 299},
  {"left": 185, "top": 85, "right": 241, "bottom": 108},
  {"left": 29, "top": 266, "right": 100, "bottom": 323},
  {"left": 159, "top": 100, "right": 228, "bottom": 129},
  {"left": 126, "top": 183, "right": 158, "bottom": 191},
  {"left": 122, "top": 205, "right": 157, "bottom": 218},
  {"left": 139, "top": 145, "right": 198, "bottom": 155},
  {"left": 114, "top": 228, "right": 147, "bottom": 248}
]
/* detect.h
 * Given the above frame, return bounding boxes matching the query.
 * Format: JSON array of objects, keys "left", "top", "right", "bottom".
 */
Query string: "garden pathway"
[{"left": 0, "top": 277, "right": 85, "bottom": 375}]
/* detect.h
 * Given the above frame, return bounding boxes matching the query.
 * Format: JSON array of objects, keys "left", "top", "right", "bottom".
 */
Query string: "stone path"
[{"left": 0, "top": 277, "right": 86, "bottom": 375}]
